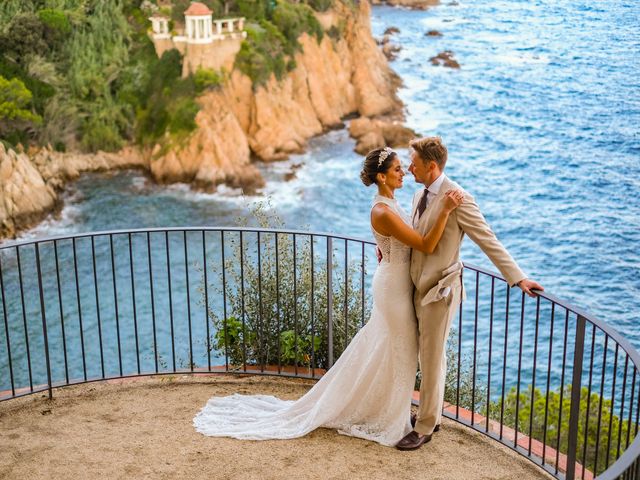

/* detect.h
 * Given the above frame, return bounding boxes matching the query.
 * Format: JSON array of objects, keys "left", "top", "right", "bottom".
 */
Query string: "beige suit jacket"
[{"left": 410, "top": 175, "right": 526, "bottom": 300}]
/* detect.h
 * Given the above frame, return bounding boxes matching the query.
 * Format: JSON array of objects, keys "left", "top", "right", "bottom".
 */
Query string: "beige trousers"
[{"left": 413, "top": 286, "right": 462, "bottom": 436}]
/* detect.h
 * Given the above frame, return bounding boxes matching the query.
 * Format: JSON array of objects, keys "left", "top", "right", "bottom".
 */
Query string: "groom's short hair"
[{"left": 410, "top": 136, "right": 448, "bottom": 169}]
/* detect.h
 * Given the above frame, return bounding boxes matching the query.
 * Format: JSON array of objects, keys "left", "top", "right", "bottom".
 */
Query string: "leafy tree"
[
  {"left": 0, "top": 13, "right": 49, "bottom": 64},
  {"left": 491, "top": 384, "right": 635, "bottom": 475},
  {"left": 271, "top": 0, "right": 323, "bottom": 51},
  {"left": 37, "top": 8, "right": 72, "bottom": 52},
  {"left": 0, "top": 75, "right": 42, "bottom": 141}
]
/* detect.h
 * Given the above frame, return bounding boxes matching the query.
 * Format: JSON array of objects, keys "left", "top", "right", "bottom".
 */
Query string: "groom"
[{"left": 396, "top": 136, "right": 543, "bottom": 451}]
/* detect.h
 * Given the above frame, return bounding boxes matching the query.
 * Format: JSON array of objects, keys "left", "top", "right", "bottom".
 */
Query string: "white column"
[
  {"left": 228, "top": 20, "right": 233, "bottom": 33},
  {"left": 238, "top": 18, "right": 244, "bottom": 31},
  {"left": 215, "top": 21, "right": 222, "bottom": 35}
]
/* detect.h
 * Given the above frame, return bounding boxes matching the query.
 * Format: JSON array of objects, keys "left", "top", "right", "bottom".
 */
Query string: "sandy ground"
[{"left": 0, "top": 375, "right": 554, "bottom": 480}]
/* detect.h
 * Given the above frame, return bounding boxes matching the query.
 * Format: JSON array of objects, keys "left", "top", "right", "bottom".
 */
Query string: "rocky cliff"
[
  {"left": 1, "top": 0, "right": 410, "bottom": 239},
  {"left": 150, "top": 0, "right": 405, "bottom": 188}
]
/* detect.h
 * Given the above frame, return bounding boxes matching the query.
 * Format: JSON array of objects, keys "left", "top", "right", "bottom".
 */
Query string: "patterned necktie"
[{"left": 417, "top": 188, "right": 429, "bottom": 218}]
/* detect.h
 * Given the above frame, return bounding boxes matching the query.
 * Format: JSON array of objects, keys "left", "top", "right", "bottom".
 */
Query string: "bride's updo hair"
[{"left": 360, "top": 147, "right": 397, "bottom": 187}]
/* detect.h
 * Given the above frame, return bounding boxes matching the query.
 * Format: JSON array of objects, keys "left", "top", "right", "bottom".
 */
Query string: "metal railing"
[{"left": 0, "top": 227, "right": 638, "bottom": 480}]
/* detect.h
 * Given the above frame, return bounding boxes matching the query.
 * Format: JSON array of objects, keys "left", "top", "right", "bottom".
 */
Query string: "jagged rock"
[
  {"left": 384, "top": 26, "right": 400, "bottom": 35},
  {"left": 350, "top": 117, "right": 417, "bottom": 155},
  {"left": 355, "top": 131, "right": 386, "bottom": 155},
  {"left": 430, "top": 50, "right": 460, "bottom": 68},
  {"left": 349, "top": 117, "right": 375, "bottom": 139},
  {"left": 382, "top": 43, "right": 402, "bottom": 61},
  {"left": 425, "top": 30, "right": 443, "bottom": 37},
  {"left": 380, "top": 122, "right": 417, "bottom": 148}
]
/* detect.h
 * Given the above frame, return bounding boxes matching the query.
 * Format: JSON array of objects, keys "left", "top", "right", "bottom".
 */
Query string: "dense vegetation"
[{"left": 0, "top": 0, "right": 334, "bottom": 153}]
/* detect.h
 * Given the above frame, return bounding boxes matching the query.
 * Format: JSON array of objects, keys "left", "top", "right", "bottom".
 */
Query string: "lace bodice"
[{"left": 371, "top": 195, "right": 412, "bottom": 265}]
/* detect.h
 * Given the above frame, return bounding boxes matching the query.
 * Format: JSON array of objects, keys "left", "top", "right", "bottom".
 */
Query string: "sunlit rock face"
[{"left": 150, "top": 0, "right": 404, "bottom": 185}]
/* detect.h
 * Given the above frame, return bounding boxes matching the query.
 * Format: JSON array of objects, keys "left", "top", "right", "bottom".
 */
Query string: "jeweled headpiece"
[{"left": 377, "top": 147, "right": 394, "bottom": 169}]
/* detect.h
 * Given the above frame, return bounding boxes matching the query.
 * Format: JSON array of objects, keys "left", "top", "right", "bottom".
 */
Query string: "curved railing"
[{"left": 0, "top": 227, "right": 638, "bottom": 480}]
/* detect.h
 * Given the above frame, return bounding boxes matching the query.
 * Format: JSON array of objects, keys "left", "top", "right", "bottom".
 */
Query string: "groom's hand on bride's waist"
[{"left": 517, "top": 278, "right": 544, "bottom": 298}]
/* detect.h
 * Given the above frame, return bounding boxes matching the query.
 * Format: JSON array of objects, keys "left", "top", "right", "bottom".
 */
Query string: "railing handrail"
[
  {"left": 0, "top": 226, "right": 377, "bottom": 251},
  {"left": 1, "top": 225, "right": 639, "bottom": 479}
]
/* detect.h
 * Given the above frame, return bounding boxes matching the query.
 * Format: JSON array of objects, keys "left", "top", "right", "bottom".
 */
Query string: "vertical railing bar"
[
  {"left": 514, "top": 291, "right": 526, "bottom": 450},
  {"left": 581, "top": 323, "right": 596, "bottom": 479},
  {"left": 499, "top": 286, "right": 511, "bottom": 439},
  {"left": 240, "top": 231, "right": 247, "bottom": 372},
  {"left": 0, "top": 252, "right": 15, "bottom": 396},
  {"left": 293, "top": 234, "right": 298, "bottom": 376},
  {"left": 275, "top": 233, "right": 281, "bottom": 375},
  {"left": 542, "top": 302, "right": 556, "bottom": 465},
  {"left": 555, "top": 308, "right": 570, "bottom": 475},
  {"left": 471, "top": 270, "right": 479, "bottom": 425},
  {"left": 486, "top": 276, "right": 495, "bottom": 433},
  {"left": 147, "top": 232, "right": 158, "bottom": 373},
  {"left": 257, "top": 232, "right": 264, "bottom": 372},
  {"left": 109, "top": 234, "right": 123, "bottom": 377},
  {"left": 635, "top": 383, "right": 640, "bottom": 437},
  {"left": 52, "top": 240, "right": 69, "bottom": 385},
  {"left": 165, "top": 231, "right": 175, "bottom": 372},
  {"left": 310, "top": 235, "right": 315, "bottom": 377},
  {"left": 566, "top": 314, "right": 586, "bottom": 480},
  {"left": 626, "top": 368, "right": 637, "bottom": 449},
  {"left": 35, "top": 243, "right": 53, "bottom": 399},
  {"left": 184, "top": 231, "right": 193, "bottom": 372},
  {"left": 90, "top": 236, "right": 105, "bottom": 379},
  {"left": 344, "top": 239, "right": 348, "bottom": 348},
  {"left": 594, "top": 333, "right": 609, "bottom": 475},
  {"left": 327, "top": 237, "right": 336, "bottom": 368},
  {"left": 617, "top": 355, "right": 629, "bottom": 461},
  {"left": 16, "top": 246, "right": 33, "bottom": 390},
  {"left": 128, "top": 233, "right": 140, "bottom": 375},
  {"left": 220, "top": 231, "right": 229, "bottom": 371},
  {"left": 528, "top": 295, "right": 541, "bottom": 456},
  {"left": 605, "top": 343, "right": 620, "bottom": 469},
  {"left": 456, "top": 291, "right": 462, "bottom": 419},
  {"left": 203, "top": 231, "right": 211, "bottom": 372},
  {"left": 72, "top": 238, "right": 87, "bottom": 381}
]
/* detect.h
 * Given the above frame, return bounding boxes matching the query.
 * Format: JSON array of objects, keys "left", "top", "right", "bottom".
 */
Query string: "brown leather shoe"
[
  {"left": 410, "top": 414, "right": 440, "bottom": 433},
  {"left": 396, "top": 430, "right": 432, "bottom": 451}
]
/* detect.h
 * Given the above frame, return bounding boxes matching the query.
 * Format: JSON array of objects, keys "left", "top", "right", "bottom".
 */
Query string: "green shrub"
[
  {"left": 0, "top": 74, "right": 42, "bottom": 143},
  {"left": 234, "top": 21, "right": 289, "bottom": 87},
  {"left": 271, "top": 0, "right": 323, "bottom": 49},
  {"left": 194, "top": 68, "right": 223, "bottom": 92},
  {"left": 0, "top": 57, "right": 55, "bottom": 115},
  {"left": 204, "top": 203, "right": 370, "bottom": 370},
  {"left": 0, "top": 12, "right": 48, "bottom": 63},
  {"left": 168, "top": 97, "right": 199, "bottom": 134},
  {"left": 490, "top": 384, "right": 636, "bottom": 475}
]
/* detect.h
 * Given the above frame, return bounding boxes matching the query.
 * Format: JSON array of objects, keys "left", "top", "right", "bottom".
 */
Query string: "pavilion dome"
[{"left": 184, "top": 2, "right": 213, "bottom": 16}]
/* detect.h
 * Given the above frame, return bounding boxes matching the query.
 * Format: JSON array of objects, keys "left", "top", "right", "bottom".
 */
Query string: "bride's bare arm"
[{"left": 371, "top": 190, "right": 464, "bottom": 254}]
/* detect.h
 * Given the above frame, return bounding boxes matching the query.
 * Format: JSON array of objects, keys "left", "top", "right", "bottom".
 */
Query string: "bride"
[{"left": 193, "top": 147, "right": 464, "bottom": 447}]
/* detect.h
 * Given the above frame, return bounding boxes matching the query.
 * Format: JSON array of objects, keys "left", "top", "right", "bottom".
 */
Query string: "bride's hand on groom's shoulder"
[{"left": 443, "top": 189, "right": 465, "bottom": 213}]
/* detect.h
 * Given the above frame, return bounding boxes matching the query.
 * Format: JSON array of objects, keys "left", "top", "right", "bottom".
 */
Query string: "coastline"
[{"left": 0, "top": 0, "right": 414, "bottom": 241}]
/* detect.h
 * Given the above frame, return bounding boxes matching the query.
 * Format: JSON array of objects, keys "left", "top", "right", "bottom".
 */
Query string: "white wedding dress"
[{"left": 193, "top": 195, "right": 419, "bottom": 446}]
